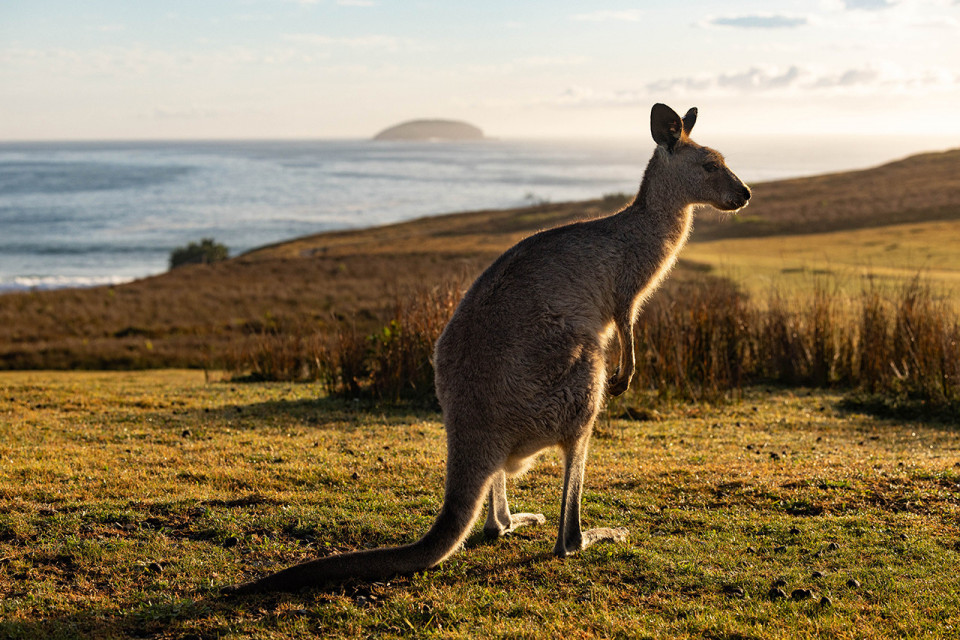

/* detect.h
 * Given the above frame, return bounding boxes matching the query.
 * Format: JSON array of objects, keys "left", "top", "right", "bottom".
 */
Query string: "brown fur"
[{"left": 227, "top": 104, "right": 751, "bottom": 593}]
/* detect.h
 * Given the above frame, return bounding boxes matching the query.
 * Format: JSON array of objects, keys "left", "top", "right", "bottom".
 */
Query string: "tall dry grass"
[
  {"left": 228, "top": 281, "right": 463, "bottom": 404},
  {"left": 227, "top": 276, "right": 960, "bottom": 412}
]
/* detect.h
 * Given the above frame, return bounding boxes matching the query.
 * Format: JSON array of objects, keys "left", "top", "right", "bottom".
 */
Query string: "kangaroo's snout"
[
  {"left": 722, "top": 181, "right": 751, "bottom": 212},
  {"left": 735, "top": 183, "right": 752, "bottom": 208}
]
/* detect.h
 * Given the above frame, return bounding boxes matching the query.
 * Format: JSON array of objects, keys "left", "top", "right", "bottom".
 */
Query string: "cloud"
[
  {"left": 551, "top": 64, "right": 960, "bottom": 108},
  {"left": 554, "top": 86, "right": 645, "bottom": 107},
  {"left": 717, "top": 66, "right": 804, "bottom": 90},
  {"left": 708, "top": 14, "right": 808, "bottom": 28},
  {"left": 337, "top": 0, "right": 376, "bottom": 6},
  {"left": 469, "top": 55, "right": 587, "bottom": 75},
  {"left": 810, "top": 68, "right": 881, "bottom": 88},
  {"left": 282, "top": 34, "right": 417, "bottom": 51},
  {"left": 841, "top": 0, "right": 896, "bottom": 10},
  {"left": 911, "top": 16, "right": 960, "bottom": 27},
  {"left": 570, "top": 10, "right": 644, "bottom": 22},
  {"left": 642, "top": 66, "right": 805, "bottom": 96}
]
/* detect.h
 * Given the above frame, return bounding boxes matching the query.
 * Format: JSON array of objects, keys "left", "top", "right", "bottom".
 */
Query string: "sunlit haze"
[{"left": 2, "top": 0, "right": 960, "bottom": 141}]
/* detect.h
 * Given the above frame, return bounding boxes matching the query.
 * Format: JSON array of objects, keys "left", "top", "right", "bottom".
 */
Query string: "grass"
[
  {"left": 684, "top": 219, "right": 960, "bottom": 303},
  {"left": 2, "top": 371, "right": 960, "bottom": 638}
]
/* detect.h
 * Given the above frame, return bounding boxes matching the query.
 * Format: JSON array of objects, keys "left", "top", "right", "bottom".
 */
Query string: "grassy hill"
[
  {"left": 1, "top": 148, "right": 959, "bottom": 370},
  {"left": 685, "top": 218, "right": 960, "bottom": 301},
  {"left": 693, "top": 148, "right": 960, "bottom": 239}
]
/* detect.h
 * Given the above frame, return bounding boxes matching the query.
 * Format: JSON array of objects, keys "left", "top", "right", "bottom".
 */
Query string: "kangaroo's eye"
[{"left": 703, "top": 161, "right": 721, "bottom": 173}]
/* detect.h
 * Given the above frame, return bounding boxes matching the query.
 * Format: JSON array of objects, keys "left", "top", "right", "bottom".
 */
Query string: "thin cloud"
[
  {"left": 555, "top": 86, "right": 646, "bottom": 107},
  {"left": 810, "top": 68, "right": 881, "bottom": 88},
  {"left": 841, "top": 0, "right": 896, "bottom": 10},
  {"left": 717, "top": 66, "right": 804, "bottom": 91},
  {"left": 643, "top": 66, "right": 805, "bottom": 96},
  {"left": 468, "top": 55, "right": 587, "bottom": 76},
  {"left": 552, "top": 65, "right": 960, "bottom": 107},
  {"left": 282, "top": 34, "right": 417, "bottom": 51},
  {"left": 570, "top": 10, "right": 644, "bottom": 22},
  {"left": 708, "top": 14, "right": 808, "bottom": 28}
]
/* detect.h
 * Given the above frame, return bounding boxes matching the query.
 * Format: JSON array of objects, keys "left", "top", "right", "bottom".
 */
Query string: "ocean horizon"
[{"left": 2, "top": 133, "right": 957, "bottom": 293}]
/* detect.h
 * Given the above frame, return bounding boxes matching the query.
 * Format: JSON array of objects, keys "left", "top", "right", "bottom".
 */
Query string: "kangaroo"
[{"left": 229, "top": 103, "right": 751, "bottom": 593}]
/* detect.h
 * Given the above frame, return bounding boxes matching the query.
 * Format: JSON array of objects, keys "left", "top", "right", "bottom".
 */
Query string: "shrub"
[
  {"left": 169, "top": 238, "right": 229, "bottom": 270},
  {"left": 322, "top": 281, "right": 463, "bottom": 404}
]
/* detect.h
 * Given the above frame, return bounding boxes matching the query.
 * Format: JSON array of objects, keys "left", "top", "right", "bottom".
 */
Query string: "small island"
[{"left": 373, "top": 119, "right": 485, "bottom": 141}]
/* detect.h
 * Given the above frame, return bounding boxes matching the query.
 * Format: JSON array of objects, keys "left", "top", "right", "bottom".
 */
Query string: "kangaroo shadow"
[
  {"left": 0, "top": 593, "right": 238, "bottom": 639},
  {"left": 181, "top": 392, "right": 440, "bottom": 435},
  {"left": 0, "top": 543, "right": 558, "bottom": 638}
]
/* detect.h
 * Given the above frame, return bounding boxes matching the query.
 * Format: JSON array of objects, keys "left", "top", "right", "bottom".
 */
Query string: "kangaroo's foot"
[
  {"left": 553, "top": 527, "right": 629, "bottom": 558},
  {"left": 483, "top": 512, "right": 546, "bottom": 538}
]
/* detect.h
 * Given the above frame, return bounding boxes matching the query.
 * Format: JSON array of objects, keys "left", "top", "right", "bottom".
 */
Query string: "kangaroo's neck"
[
  {"left": 625, "top": 152, "right": 697, "bottom": 252},
  {"left": 607, "top": 151, "right": 697, "bottom": 318}
]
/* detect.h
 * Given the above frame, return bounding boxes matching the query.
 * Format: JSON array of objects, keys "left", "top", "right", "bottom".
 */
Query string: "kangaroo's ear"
[
  {"left": 650, "top": 103, "right": 684, "bottom": 150},
  {"left": 682, "top": 107, "right": 697, "bottom": 136}
]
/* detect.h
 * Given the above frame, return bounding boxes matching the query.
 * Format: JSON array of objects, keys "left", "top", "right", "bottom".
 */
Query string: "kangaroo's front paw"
[{"left": 607, "top": 374, "right": 631, "bottom": 397}]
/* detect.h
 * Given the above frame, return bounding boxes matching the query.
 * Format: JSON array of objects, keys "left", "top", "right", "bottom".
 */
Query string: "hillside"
[
  {"left": 373, "top": 119, "right": 484, "bottom": 141},
  {"left": 693, "top": 148, "right": 960, "bottom": 239},
  {"left": 0, "top": 148, "right": 958, "bottom": 369}
]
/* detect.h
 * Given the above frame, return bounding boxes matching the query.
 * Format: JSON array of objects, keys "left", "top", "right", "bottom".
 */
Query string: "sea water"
[{"left": 0, "top": 135, "right": 954, "bottom": 292}]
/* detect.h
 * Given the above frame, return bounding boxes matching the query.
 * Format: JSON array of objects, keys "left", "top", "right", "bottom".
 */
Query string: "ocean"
[{"left": 0, "top": 134, "right": 954, "bottom": 293}]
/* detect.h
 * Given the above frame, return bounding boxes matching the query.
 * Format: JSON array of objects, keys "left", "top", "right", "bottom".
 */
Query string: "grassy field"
[
  {"left": 684, "top": 218, "right": 960, "bottom": 303},
  {"left": 2, "top": 370, "right": 960, "bottom": 638}
]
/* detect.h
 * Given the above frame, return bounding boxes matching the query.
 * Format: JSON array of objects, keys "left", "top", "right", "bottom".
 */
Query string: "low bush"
[{"left": 169, "top": 238, "right": 229, "bottom": 270}]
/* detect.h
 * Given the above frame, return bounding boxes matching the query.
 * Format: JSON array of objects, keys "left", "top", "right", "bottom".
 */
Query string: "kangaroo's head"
[{"left": 649, "top": 103, "right": 751, "bottom": 212}]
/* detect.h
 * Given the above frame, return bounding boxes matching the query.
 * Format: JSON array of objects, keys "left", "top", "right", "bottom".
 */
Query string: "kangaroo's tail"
[{"left": 228, "top": 456, "right": 491, "bottom": 593}]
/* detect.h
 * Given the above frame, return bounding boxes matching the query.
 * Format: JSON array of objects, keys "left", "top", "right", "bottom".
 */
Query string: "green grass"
[
  {"left": 684, "top": 219, "right": 960, "bottom": 304},
  {"left": 2, "top": 371, "right": 959, "bottom": 638}
]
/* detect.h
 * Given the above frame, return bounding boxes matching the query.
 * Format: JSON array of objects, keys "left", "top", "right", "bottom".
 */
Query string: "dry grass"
[{"left": 224, "top": 274, "right": 960, "bottom": 415}]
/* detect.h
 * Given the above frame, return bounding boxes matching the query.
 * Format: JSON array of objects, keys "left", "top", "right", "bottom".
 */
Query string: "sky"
[{"left": 1, "top": 0, "right": 959, "bottom": 141}]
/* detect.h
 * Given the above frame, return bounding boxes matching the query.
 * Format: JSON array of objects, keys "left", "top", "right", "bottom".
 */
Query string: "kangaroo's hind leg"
[
  {"left": 483, "top": 469, "right": 546, "bottom": 538},
  {"left": 553, "top": 432, "right": 628, "bottom": 557}
]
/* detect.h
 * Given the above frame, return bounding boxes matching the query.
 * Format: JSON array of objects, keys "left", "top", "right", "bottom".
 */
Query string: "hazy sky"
[{"left": 2, "top": 0, "right": 959, "bottom": 140}]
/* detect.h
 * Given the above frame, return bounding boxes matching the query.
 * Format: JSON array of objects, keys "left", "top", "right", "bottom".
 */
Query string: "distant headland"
[{"left": 373, "top": 119, "right": 485, "bottom": 141}]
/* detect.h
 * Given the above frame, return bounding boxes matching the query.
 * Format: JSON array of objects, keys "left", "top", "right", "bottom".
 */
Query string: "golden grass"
[
  {"left": 2, "top": 371, "right": 959, "bottom": 638},
  {"left": 685, "top": 219, "right": 960, "bottom": 304}
]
